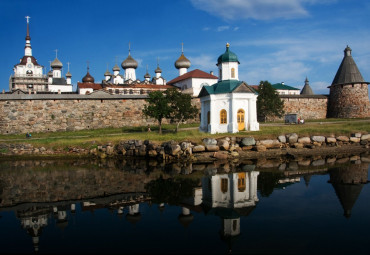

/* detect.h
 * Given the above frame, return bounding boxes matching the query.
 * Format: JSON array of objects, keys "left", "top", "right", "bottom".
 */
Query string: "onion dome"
[
  {"left": 178, "top": 213, "right": 194, "bottom": 228},
  {"left": 155, "top": 64, "right": 162, "bottom": 73},
  {"left": 65, "top": 71, "right": 72, "bottom": 78},
  {"left": 175, "top": 53, "right": 191, "bottom": 69},
  {"left": 51, "top": 57, "right": 63, "bottom": 69},
  {"left": 121, "top": 52, "right": 138, "bottom": 69},
  {"left": 112, "top": 64, "right": 120, "bottom": 72},
  {"left": 82, "top": 70, "right": 95, "bottom": 83},
  {"left": 217, "top": 43, "right": 239, "bottom": 65},
  {"left": 144, "top": 72, "right": 151, "bottom": 79},
  {"left": 104, "top": 69, "right": 112, "bottom": 76}
]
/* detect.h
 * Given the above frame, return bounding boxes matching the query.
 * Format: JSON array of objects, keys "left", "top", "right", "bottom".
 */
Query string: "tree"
[
  {"left": 165, "top": 88, "right": 199, "bottom": 133},
  {"left": 142, "top": 91, "right": 172, "bottom": 134},
  {"left": 257, "top": 80, "right": 285, "bottom": 121}
]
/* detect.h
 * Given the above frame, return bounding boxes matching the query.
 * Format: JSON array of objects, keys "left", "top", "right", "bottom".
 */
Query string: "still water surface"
[{"left": 0, "top": 156, "right": 369, "bottom": 254}]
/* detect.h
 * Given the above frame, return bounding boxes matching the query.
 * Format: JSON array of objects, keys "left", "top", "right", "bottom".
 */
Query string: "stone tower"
[{"left": 327, "top": 46, "right": 370, "bottom": 118}]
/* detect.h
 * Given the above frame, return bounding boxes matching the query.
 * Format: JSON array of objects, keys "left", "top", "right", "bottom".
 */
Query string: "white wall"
[{"left": 49, "top": 84, "right": 73, "bottom": 92}]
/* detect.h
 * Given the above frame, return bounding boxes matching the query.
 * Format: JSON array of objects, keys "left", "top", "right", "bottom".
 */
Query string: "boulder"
[
  {"left": 311, "top": 136, "right": 325, "bottom": 143},
  {"left": 193, "top": 145, "right": 206, "bottom": 153},
  {"left": 349, "top": 137, "right": 361, "bottom": 143},
  {"left": 326, "top": 137, "right": 337, "bottom": 143},
  {"left": 206, "top": 145, "right": 219, "bottom": 152},
  {"left": 336, "top": 136, "right": 349, "bottom": 142},
  {"left": 203, "top": 138, "right": 217, "bottom": 146},
  {"left": 217, "top": 139, "right": 230, "bottom": 150},
  {"left": 287, "top": 133, "right": 298, "bottom": 144},
  {"left": 258, "top": 139, "right": 281, "bottom": 149},
  {"left": 256, "top": 145, "right": 267, "bottom": 152},
  {"left": 361, "top": 134, "right": 370, "bottom": 141},
  {"left": 213, "top": 151, "right": 228, "bottom": 160},
  {"left": 278, "top": 135, "right": 286, "bottom": 143},
  {"left": 241, "top": 137, "right": 256, "bottom": 146},
  {"left": 298, "top": 137, "right": 311, "bottom": 144}
]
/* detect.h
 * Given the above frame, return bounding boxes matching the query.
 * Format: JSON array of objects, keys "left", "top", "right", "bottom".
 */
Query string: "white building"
[
  {"left": 168, "top": 44, "right": 218, "bottom": 97},
  {"left": 199, "top": 43, "right": 259, "bottom": 134},
  {"left": 272, "top": 82, "right": 300, "bottom": 95}
]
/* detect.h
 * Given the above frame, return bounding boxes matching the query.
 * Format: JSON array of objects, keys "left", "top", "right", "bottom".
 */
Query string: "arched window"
[
  {"left": 220, "top": 109, "right": 227, "bottom": 124},
  {"left": 238, "top": 173, "right": 246, "bottom": 192},
  {"left": 231, "top": 68, "right": 235, "bottom": 78}
]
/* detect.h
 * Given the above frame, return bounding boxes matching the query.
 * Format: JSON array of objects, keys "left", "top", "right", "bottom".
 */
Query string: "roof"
[
  {"left": 198, "top": 79, "right": 257, "bottom": 97},
  {"left": 217, "top": 43, "right": 239, "bottom": 65},
  {"left": 301, "top": 84, "right": 314, "bottom": 95},
  {"left": 175, "top": 53, "right": 191, "bottom": 69},
  {"left": 272, "top": 83, "right": 300, "bottom": 90},
  {"left": 15, "top": 56, "right": 41, "bottom": 67},
  {"left": 331, "top": 46, "right": 368, "bottom": 86},
  {"left": 77, "top": 82, "right": 102, "bottom": 90},
  {"left": 51, "top": 57, "right": 63, "bottom": 68},
  {"left": 167, "top": 69, "right": 218, "bottom": 85}
]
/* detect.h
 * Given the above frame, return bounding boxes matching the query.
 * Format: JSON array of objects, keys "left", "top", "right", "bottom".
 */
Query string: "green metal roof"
[
  {"left": 199, "top": 80, "right": 258, "bottom": 97},
  {"left": 272, "top": 83, "right": 300, "bottom": 90},
  {"left": 217, "top": 44, "right": 240, "bottom": 65}
]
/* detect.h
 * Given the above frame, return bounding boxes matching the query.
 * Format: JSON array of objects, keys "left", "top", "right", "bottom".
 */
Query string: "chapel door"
[{"left": 237, "top": 109, "right": 245, "bottom": 131}]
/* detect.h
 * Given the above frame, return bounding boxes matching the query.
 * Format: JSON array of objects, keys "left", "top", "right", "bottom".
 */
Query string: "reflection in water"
[{"left": 0, "top": 154, "right": 369, "bottom": 253}]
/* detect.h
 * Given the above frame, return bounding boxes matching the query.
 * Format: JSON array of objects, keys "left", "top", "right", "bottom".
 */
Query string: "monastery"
[{"left": 0, "top": 17, "right": 369, "bottom": 134}]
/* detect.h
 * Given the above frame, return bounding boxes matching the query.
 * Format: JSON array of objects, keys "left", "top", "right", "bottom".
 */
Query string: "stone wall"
[
  {"left": 280, "top": 95, "right": 328, "bottom": 120},
  {"left": 0, "top": 93, "right": 201, "bottom": 134},
  {"left": 328, "top": 83, "right": 370, "bottom": 118}
]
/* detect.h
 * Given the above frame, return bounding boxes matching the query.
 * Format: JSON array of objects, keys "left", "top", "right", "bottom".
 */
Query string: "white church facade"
[{"left": 199, "top": 43, "right": 260, "bottom": 134}]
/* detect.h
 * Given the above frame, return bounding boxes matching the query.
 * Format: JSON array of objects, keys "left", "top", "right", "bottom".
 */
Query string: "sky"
[{"left": 0, "top": 0, "right": 369, "bottom": 95}]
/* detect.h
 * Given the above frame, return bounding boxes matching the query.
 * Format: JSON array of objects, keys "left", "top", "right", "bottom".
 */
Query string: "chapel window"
[
  {"left": 221, "top": 178, "right": 228, "bottom": 193},
  {"left": 231, "top": 68, "right": 235, "bottom": 78},
  {"left": 220, "top": 109, "right": 227, "bottom": 124}
]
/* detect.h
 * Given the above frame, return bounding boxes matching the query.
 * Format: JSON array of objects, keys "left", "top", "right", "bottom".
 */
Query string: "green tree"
[
  {"left": 142, "top": 91, "right": 172, "bottom": 134},
  {"left": 165, "top": 88, "right": 199, "bottom": 133},
  {"left": 257, "top": 80, "right": 285, "bottom": 121}
]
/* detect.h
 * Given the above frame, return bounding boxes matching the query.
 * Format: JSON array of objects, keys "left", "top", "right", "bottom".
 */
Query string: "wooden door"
[{"left": 237, "top": 109, "right": 245, "bottom": 131}]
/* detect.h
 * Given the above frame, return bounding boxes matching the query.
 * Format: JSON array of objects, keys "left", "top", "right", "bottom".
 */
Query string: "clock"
[{"left": 27, "top": 64, "right": 32, "bottom": 68}]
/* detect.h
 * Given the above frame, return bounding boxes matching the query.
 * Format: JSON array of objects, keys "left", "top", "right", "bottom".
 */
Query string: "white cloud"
[
  {"left": 190, "top": 54, "right": 217, "bottom": 72},
  {"left": 190, "top": 0, "right": 310, "bottom": 20},
  {"left": 217, "top": 26, "right": 230, "bottom": 32},
  {"left": 233, "top": 27, "right": 240, "bottom": 31}
]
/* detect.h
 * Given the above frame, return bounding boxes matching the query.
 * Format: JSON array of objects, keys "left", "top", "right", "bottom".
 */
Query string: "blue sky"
[{"left": 0, "top": 0, "right": 369, "bottom": 95}]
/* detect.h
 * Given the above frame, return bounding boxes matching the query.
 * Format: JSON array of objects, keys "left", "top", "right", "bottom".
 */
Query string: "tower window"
[
  {"left": 221, "top": 178, "right": 228, "bottom": 193},
  {"left": 231, "top": 68, "right": 235, "bottom": 78}
]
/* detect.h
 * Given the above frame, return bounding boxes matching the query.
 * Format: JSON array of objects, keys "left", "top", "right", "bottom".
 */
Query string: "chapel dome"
[
  {"left": 155, "top": 65, "right": 162, "bottom": 73},
  {"left": 65, "top": 71, "right": 72, "bottom": 78},
  {"left": 175, "top": 53, "right": 191, "bottom": 69},
  {"left": 112, "top": 64, "right": 120, "bottom": 72},
  {"left": 82, "top": 71, "right": 95, "bottom": 83},
  {"left": 144, "top": 72, "right": 151, "bottom": 79},
  {"left": 121, "top": 53, "right": 138, "bottom": 69},
  {"left": 217, "top": 43, "right": 239, "bottom": 65},
  {"left": 51, "top": 57, "right": 63, "bottom": 69},
  {"left": 104, "top": 69, "right": 112, "bottom": 76}
]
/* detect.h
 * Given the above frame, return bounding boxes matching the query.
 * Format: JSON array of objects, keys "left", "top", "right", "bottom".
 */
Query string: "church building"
[{"left": 198, "top": 43, "right": 259, "bottom": 134}]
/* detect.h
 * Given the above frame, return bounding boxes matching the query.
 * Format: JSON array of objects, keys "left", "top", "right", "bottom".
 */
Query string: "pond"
[{"left": 0, "top": 154, "right": 369, "bottom": 254}]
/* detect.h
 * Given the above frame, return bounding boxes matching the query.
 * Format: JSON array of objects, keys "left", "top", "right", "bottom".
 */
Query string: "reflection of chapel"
[{"left": 199, "top": 43, "right": 260, "bottom": 133}]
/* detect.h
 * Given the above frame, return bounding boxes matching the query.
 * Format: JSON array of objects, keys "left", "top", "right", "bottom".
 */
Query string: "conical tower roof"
[
  {"left": 301, "top": 77, "right": 314, "bottom": 95},
  {"left": 331, "top": 46, "right": 368, "bottom": 86}
]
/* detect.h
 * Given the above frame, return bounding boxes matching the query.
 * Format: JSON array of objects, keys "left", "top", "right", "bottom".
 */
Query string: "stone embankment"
[{"left": 2, "top": 133, "right": 369, "bottom": 161}]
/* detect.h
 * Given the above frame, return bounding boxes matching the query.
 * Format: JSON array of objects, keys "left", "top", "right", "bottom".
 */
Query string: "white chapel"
[{"left": 198, "top": 43, "right": 259, "bottom": 134}]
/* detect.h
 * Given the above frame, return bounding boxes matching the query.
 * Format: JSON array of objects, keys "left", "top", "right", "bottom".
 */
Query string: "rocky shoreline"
[{"left": 1, "top": 132, "right": 369, "bottom": 162}]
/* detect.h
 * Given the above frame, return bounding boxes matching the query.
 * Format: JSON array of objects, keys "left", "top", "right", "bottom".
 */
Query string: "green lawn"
[{"left": 0, "top": 119, "right": 369, "bottom": 150}]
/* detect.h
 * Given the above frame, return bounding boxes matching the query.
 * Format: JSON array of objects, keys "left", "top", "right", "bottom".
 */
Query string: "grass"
[{"left": 0, "top": 119, "right": 369, "bottom": 151}]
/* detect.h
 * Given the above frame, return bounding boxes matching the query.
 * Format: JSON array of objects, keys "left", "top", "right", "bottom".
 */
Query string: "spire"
[
  {"left": 24, "top": 16, "right": 32, "bottom": 56},
  {"left": 66, "top": 62, "right": 72, "bottom": 78},
  {"left": 301, "top": 77, "right": 314, "bottom": 95},
  {"left": 331, "top": 46, "right": 367, "bottom": 86}
]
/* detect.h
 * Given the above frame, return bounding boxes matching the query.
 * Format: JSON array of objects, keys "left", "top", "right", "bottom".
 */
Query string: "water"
[{"left": 0, "top": 155, "right": 369, "bottom": 254}]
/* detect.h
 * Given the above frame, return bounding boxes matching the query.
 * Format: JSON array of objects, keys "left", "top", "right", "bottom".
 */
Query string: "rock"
[
  {"left": 203, "top": 138, "right": 217, "bottom": 146},
  {"left": 353, "top": 133, "right": 362, "bottom": 138},
  {"left": 336, "top": 136, "right": 349, "bottom": 142},
  {"left": 350, "top": 137, "right": 361, "bottom": 143},
  {"left": 258, "top": 139, "right": 281, "bottom": 149},
  {"left": 326, "top": 137, "right": 337, "bottom": 143},
  {"left": 213, "top": 151, "right": 228, "bottom": 160},
  {"left": 230, "top": 151, "right": 239, "bottom": 157},
  {"left": 361, "top": 134, "right": 370, "bottom": 141},
  {"left": 256, "top": 145, "right": 267, "bottom": 152},
  {"left": 106, "top": 146, "right": 114, "bottom": 155},
  {"left": 298, "top": 137, "right": 311, "bottom": 144},
  {"left": 294, "top": 143, "right": 304, "bottom": 149},
  {"left": 287, "top": 133, "right": 298, "bottom": 144},
  {"left": 206, "top": 145, "right": 219, "bottom": 152},
  {"left": 147, "top": 149, "right": 157, "bottom": 157},
  {"left": 242, "top": 146, "right": 253, "bottom": 151},
  {"left": 217, "top": 139, "right": 230, "bottom": 151},
  {"left": 311, "top": 136, "right": 325, "bottom": 143},
  {"left": 326, "top": 157, "right": 336, "bottom": 164},
  {"left": 278, "top": 135, "right": 286, "bottom": 143},
  {"left": 193, "top": 145, "right": 205, "bottom": 152},
  {"left": 180, "top": 142, "right": 191, "bottom": 151},
  {"left": 241, "top": 137, "right": 256, "bottom": 146},
  {"left": 312, "top": 159, "right": 325, "bottom": 166},
  {"left": 170, "top": 145, "right": 181, "bottom": 156}
]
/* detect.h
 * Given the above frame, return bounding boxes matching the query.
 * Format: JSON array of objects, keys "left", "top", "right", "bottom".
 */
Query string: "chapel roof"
[
  {"left": 167, "top": 69, "right": 218, "bottom": 85},
  {"left": 15, "top": 56, "right": 41, "bottom": 67},
  {"left": 272, "top": 83, "right": 300, "bottom": 91},
  {"left": 198, "top": 79, "right": 257, "bottom": 97},
  {"left": 51, "top": 57, "right": 63, "bottom": 69},
  {"left": 331, "top": 46, "right": 368, "bottom": 86},
  {"left": 217, "top": 43, "right": 240, "bottom": 65}
]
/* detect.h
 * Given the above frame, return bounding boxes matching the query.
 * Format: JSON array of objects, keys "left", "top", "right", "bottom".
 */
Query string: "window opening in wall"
[
  {"left": 207, "top": 111, "right": 210, "bottom": 124},
  {"left": 233, "top": 220, "right": 237, "bottom": 231},
  {"left": 221, "top": 178, "right": 228, "bottom": 193},
  {"left": 220, "top": 109, "right": 227, "bottom": 124},
  {"left": 231, "top": 68, "right": 235, "bottom": 78}
]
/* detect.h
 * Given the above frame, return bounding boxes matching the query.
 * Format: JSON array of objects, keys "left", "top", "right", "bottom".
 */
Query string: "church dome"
[
  {"left": 112, "top": 64, "right": 120, "bottom": 72},
  {"left": 121, "top": 53, "right": 138, "bottom": 69},
  {"left": 104, "top": 69, "right": 112, "bottom": 76},
  {"left": 51, "top": 57, "right": 63, "bottom": 69},
  {"left": 155, "top": 65, "right": 162, "bottom": 73},
  {"left": 217, "top": 43, "right": 239, "bottom": 65},
  {"left": 175, "top": 53, "right": 191, "bottom": 69},
  {"left": 82, "top": 71, "right": 94, "bottom": 83},
  {"left": 144, "top": 72, "right": 151, "bottom": 79},
  {"left": 66, "top": 71, "right": 72, "bottom": 78}
]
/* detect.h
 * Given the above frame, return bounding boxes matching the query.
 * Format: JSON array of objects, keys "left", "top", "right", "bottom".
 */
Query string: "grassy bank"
[{"left": 0, "top": 119, "right": 369, "bottom": 151}]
